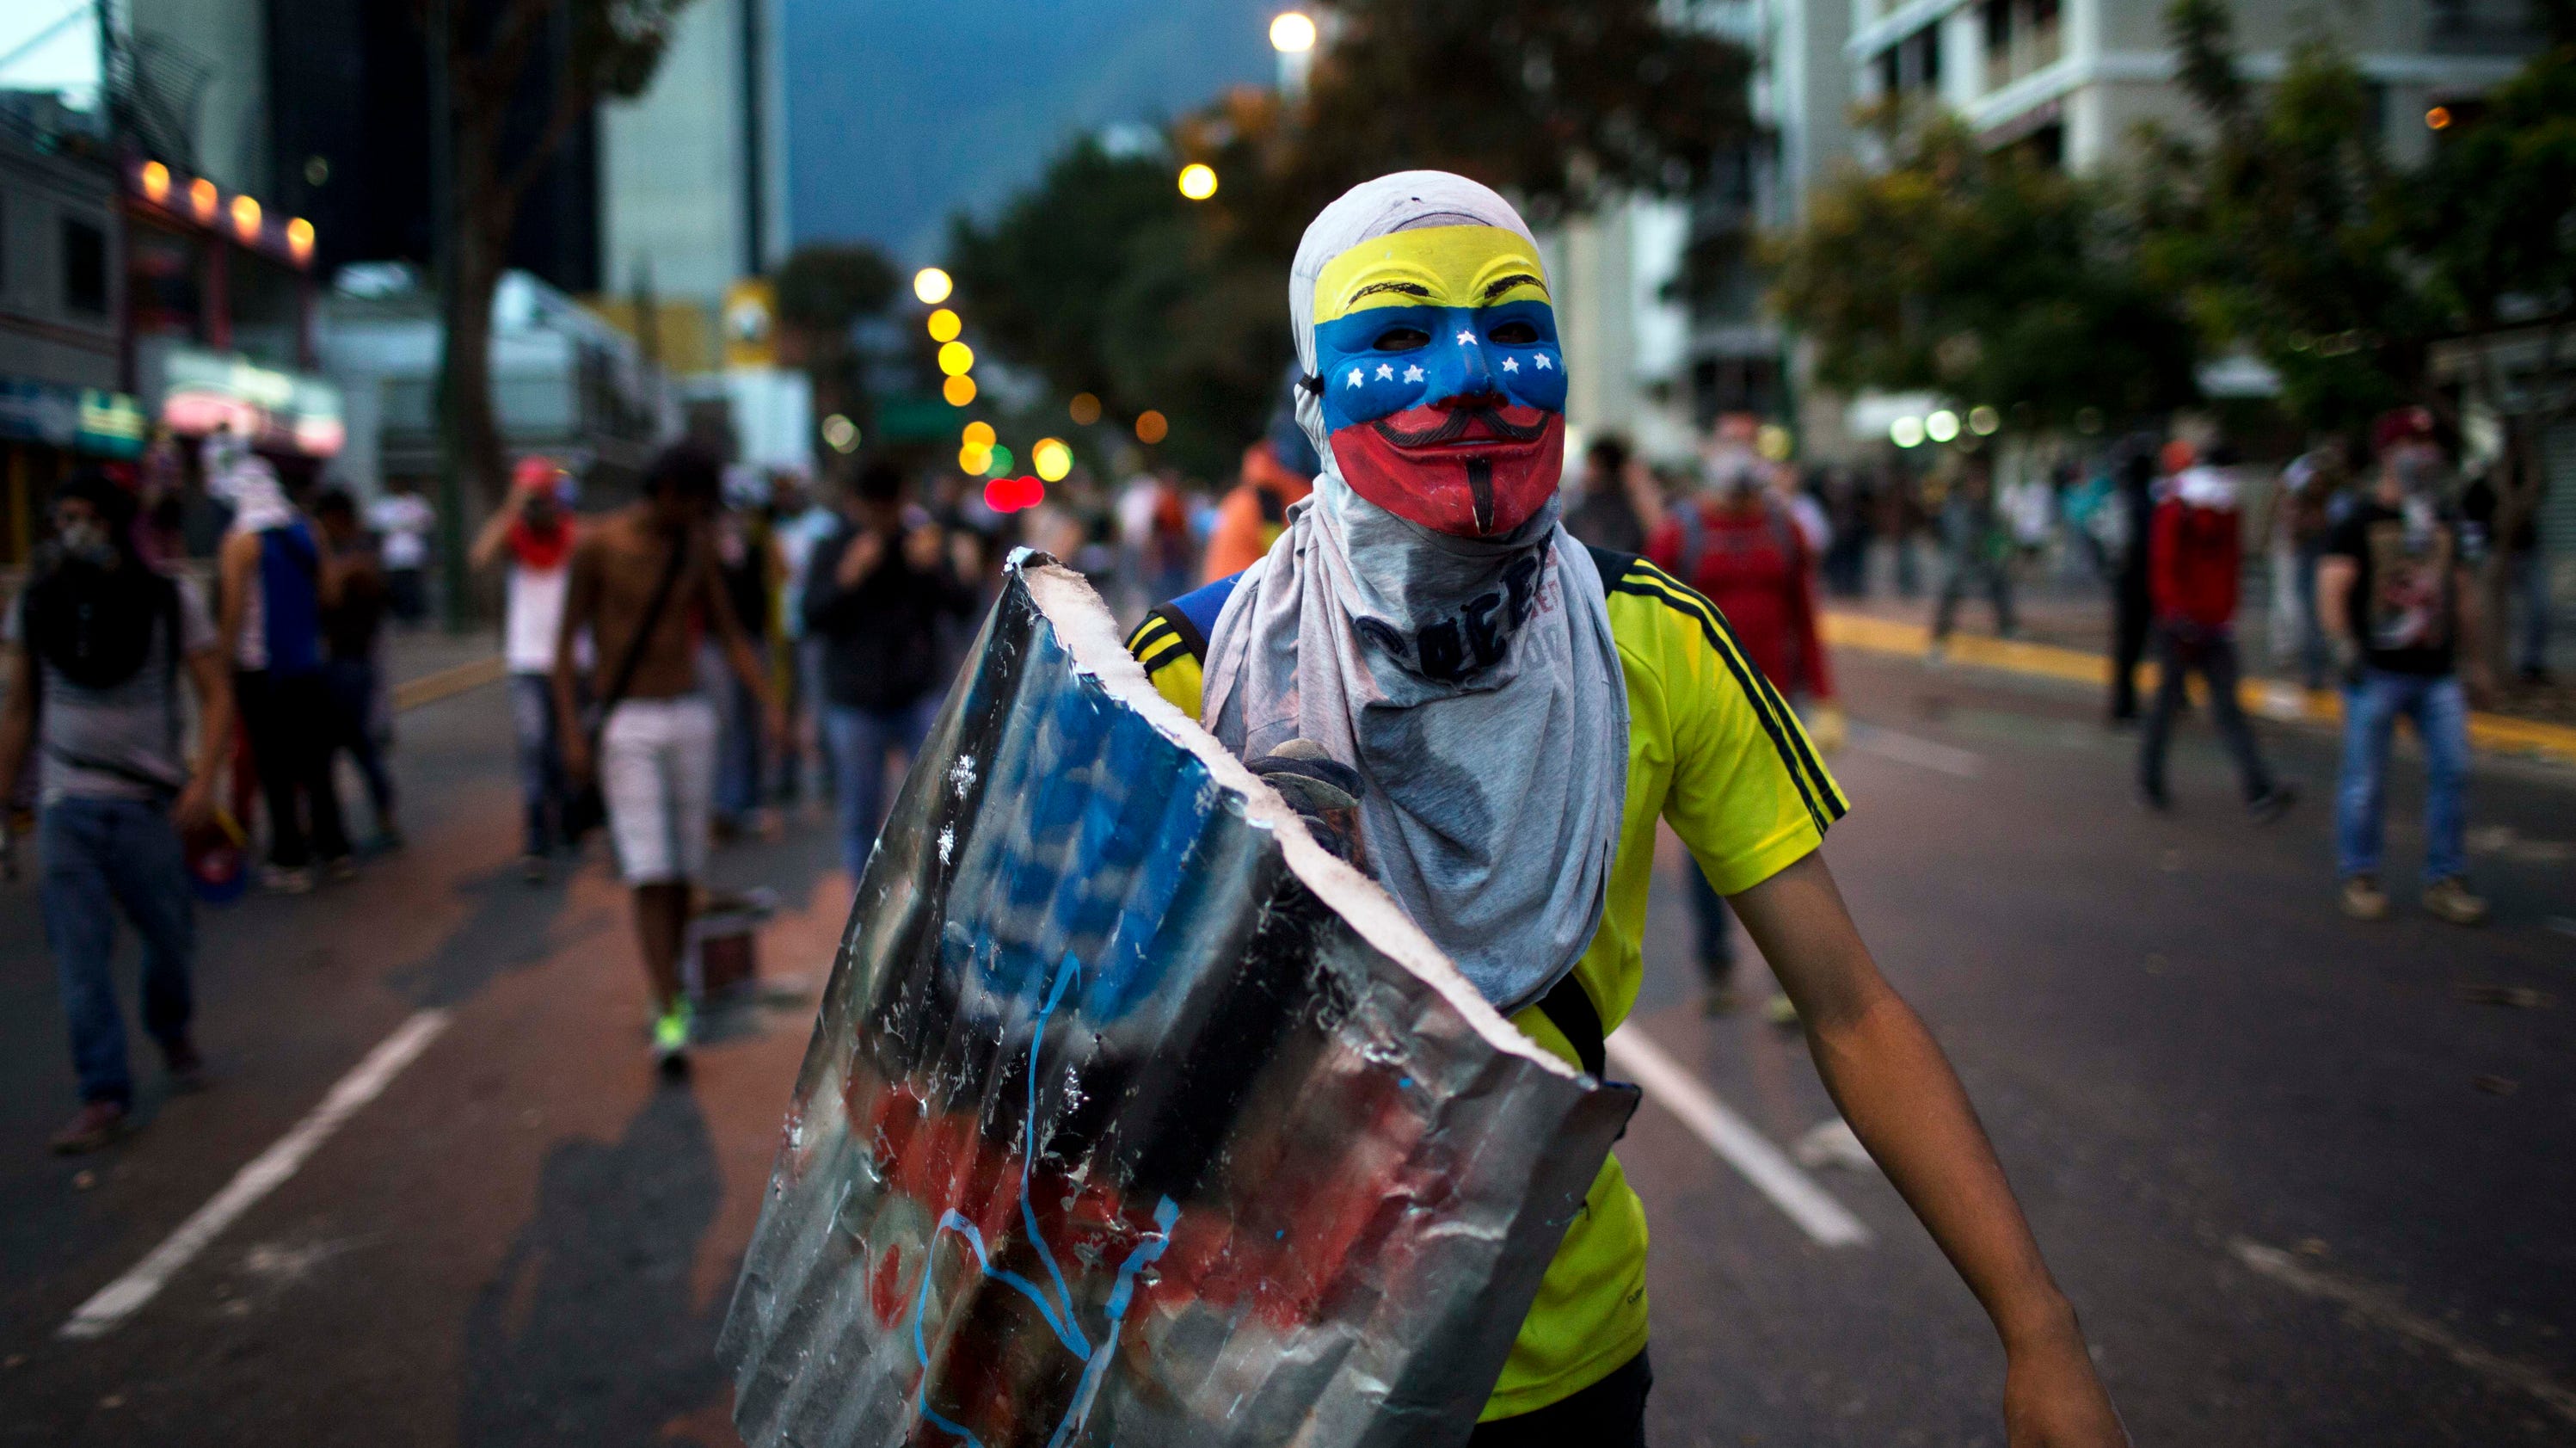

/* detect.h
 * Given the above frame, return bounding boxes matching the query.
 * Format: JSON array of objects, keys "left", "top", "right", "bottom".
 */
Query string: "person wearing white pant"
[{"left": 600, "top": 696, "right": 718, "bottom": 886}]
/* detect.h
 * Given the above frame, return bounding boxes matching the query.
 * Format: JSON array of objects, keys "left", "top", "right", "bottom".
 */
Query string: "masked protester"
[
  {"left": 2136, "top": 447, "right": 2295, "bottom": 821},
  {"left": 2320, "top": 410, "right": 2493, "bottom": 926},
  {"left": 1648, "top": 453, "right": 1844, "bottom": 1015},
  {"left": 1122, "top": 173, "right": 2129, "bottom": 1446},
  {"left": 472, "top": 456, "right": 581, "bottom": 881},
  {"left": 1, "top": 472, "right": 234, "bottom": 1153},
  {"left": 217, "top": 457, "right": 352, "bottom": 890}
]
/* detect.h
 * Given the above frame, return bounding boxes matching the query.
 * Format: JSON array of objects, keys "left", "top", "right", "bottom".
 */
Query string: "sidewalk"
[{"left": 1823, "top": 576, "right": 2576, "bottom": 767}]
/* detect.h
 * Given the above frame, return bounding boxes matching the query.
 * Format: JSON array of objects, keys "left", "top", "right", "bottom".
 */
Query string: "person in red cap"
[
  {"left": 2319, "top": 409, "right": 2491, "bottom": 925},
  {"left": 472, "top": 455, "right": 582, "bottom": 883}
]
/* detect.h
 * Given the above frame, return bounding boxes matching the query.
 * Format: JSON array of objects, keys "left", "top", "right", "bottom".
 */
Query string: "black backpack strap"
[
  {"left": 1144, "top": 600, "right": 1208, "bottom": 666},
  {"left": 1534, "top": 970, "right": 1608, "bottom": 1078},
  {"left": 1584, "top": 545, "right": 1636, "bottom": 598}
]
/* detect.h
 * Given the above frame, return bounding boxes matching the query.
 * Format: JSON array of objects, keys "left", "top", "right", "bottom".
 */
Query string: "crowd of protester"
[{"left": 1, "top": 397, "right": 2552, "bottom": 1149}]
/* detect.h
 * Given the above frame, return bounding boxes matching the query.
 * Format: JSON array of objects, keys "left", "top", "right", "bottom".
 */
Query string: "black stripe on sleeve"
[
  {"left": 1631, "top": 565, "right": 1844, "bottom": 821},
  {"left": 1613, "top": 570, "right": 1838, "bottom": 834},
  {"left": 1145, "top": 601, "right": 1209, "bottom": 666}
]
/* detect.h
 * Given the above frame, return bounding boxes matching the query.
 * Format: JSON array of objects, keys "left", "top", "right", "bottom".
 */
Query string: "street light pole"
[{"left": 1270, "top": 11, "right": 1315, "bottom": 101}]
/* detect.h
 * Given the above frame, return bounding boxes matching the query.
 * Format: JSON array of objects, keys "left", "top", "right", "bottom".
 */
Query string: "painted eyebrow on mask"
[
  {"left": 1483, "top": 273, "right": 1546, "bottom": 300},
  {"left": 1349, "top": 280, "right": 1433, "bottom": 303}
]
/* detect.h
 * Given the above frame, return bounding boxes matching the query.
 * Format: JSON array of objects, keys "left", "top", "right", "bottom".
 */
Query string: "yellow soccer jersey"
[{"left": 1122, "top": 548, "right": 1847, "bottom": 1420}]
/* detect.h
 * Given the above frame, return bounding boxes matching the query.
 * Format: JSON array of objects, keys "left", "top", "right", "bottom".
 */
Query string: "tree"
[
  {"left": 773, "top": 242, "right": 898, "bottom": 456},
  {"left": 1770, "top": 114, "right": 2200, "bottom": 428},
  {"left": 422, "top": 0, "right": 692, "bottom": 519},
  {"left": 2138, "top": 0, "right": 2435, "bottom": 432}
]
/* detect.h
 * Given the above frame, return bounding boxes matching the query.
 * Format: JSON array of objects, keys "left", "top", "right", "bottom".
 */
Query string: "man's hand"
[
  {"left": 172, "top": 773, "right": 216, "bottom": 832},
  {"left": 562, "top": 730, "right": 594, "bottom": 784},
  {"left": 836, "top": 529, "right": 886, "bottom": 588},
  {"left": 903, "top": 523, "right": 944, "bottom": 572},
  {"left": 1804, "top": 702, "right": 1847, "bottom": 754},
  {"left": 2003, "top": 1327, "right": 2130, "bottom": 1447}
]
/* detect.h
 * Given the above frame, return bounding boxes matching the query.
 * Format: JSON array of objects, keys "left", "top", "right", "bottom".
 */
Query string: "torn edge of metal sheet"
[{"left": 722, "top": 552, "right": 1640, "bottom": 1448}]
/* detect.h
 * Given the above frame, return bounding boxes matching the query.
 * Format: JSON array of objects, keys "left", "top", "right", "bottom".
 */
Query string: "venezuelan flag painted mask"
[{"left": 1309, "top": 225, "right": 1568, "bottom": 538}]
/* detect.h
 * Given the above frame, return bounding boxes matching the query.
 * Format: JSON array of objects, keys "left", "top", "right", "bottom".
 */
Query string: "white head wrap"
[{"left": 1202, "top": 172, "right": 1628, "bottom": 1012}]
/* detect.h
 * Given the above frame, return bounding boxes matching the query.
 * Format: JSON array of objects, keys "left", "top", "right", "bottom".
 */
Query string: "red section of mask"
[{"left": 1329, "top": 407, "right": 1564, "bottom": 537}]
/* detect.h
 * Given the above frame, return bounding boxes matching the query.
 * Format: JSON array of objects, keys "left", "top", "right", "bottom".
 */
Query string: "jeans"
[
  {"left": 2139, "top": 628, "right": 2274, "bottom": 803},
  {"left": 322, "top": 656, "right": 397, "bottom": 836},
  {"left": 236, "top": 669, "right": 350, "bottom": 869},
  {"left": 715, "top": 662, "right": 765, "bottom": 826},
  {"left": 509, "top": 674, "right": 569, "bottom": 856},
  {"left": 825, "top": 696, "right": 939, "bottom": 878},
  {"left": 2511, "top": 549, "right": 2552, "bottom": 675},
  {"left": 40, "top": 798, "right": 195, "bottom": 1106},
  {"left": 1685, "top": 858, "right": 1735, "bottom": 981},
  {"left": 2110, "top": 574, "right": 2151, "bottom": 719},
  {"left": 2336, "top": 669, "right": 2469, "bottom": 884}
]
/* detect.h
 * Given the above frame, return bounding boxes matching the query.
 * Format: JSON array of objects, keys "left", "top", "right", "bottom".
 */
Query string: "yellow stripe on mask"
[{"left": 1313, "top": 225, "right": 1552, "bottom": 324}]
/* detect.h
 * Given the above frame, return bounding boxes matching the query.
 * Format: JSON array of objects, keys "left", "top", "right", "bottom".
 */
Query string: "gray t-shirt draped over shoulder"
[{"left": 3, "top": 574, "right": 216, "bottom": 805}]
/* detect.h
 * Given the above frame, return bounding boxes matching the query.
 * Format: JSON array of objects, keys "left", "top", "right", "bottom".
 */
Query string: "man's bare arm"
[
  {"left": 1731, "top": 851, "right": 2128, "bottom": 1447},
  {"left": 174, "top": 645, "right": 233, "bottom": 829},
  {"left": 216, "top": 530, "right": 258, "bottom": 664},
  {"left": 468, "top": 489, "right": 525, "bottom": 570},
  {"left": 2317, "top": 557, "right": 2358, "bottom": 644}
]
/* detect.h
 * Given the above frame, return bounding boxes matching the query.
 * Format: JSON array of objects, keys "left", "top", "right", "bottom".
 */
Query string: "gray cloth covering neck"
[{"left": 1203, "top": 172, "right": 1627, "bottom": 1013}]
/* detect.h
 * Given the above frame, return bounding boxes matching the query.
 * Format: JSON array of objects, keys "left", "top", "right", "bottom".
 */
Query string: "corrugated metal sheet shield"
[{"left": 721, "top": 556, "right": 1639, "bottom": 1448}]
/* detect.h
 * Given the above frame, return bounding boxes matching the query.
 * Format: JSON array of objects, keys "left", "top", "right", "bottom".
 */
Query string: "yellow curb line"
[
  {"left": 1822, "top": 611, "right": 2576, "bottom": 767},
  {"left": 390, "top": 655, "right": 506, "bottom": 712}
]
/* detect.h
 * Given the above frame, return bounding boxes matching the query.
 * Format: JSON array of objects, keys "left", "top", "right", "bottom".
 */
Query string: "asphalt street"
[{"left": 0, "top": 634, "right": 2567, "bottom": 1445}]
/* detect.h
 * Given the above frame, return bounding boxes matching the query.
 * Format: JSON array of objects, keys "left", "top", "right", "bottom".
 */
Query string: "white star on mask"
[
  {"left": 1345, "top": 367, "right": 1364, "bottom": 388},
  {"left": 1455, "top": 329, "right": 1475, "bottom": 346},
  {"left": 1501, "top": 356, "right": 1519, "bottom": 373},
  {"left": 1534, "top": 354, "right": 1554, "bottom": 370},
  {"left": 1403, "top": 364, "right": 1425, "bottom": 383},
  {"left": 1375, "top": 363, "right": 1394, "bottom": 380}
]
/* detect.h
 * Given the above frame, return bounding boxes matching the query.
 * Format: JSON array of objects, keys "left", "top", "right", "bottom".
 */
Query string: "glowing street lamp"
[
  {"left": 962, "top": 421, "right": 997, "bottom": 449},
  {"left": 1031, "top": 437, "right": 1073, "bottom": 483},
  {"left": 1890, "top": 416, "right": 1926, "bottom": 448},
  {"left": 938, "top": 341, "right": 975, "bottom": 377},
  {"left": 1068, "top": 392, "right": 1102, "bottom": 426},
  {"left": 139, "top": 161, "right": 170, "bottom": 204},
  {"left": 286, "top": 217, "right": 316, "bottom": 263},
  {"left": 1924, "top": 409, "right": 1961, "bottom": 443},
  {"left": 1177, "top": 163, "right": 1218, "bottom": 201},
  {"left": 913, "top": 267, "right": 954, "bottom": 305},
  {"left": 1270, "top": 11, "right": 1315, "bottom": 51},
  {"left": 188, "top": 177, "right": 218, "bottom": 222},
  {"left": 927, "top": 307, "right": 962, "bottom": 342},
  {"left": 1967, "top": 404, "right": 2001, "bottom": 436},
  {"left": 943, "top": 374, "right": 978, "bottom": 407},
  {"left": 821, "top": 414, "right": 859, "bottom": 453},
  {"left": 231, "top": 194, "right": 262, "bottom": 241},
  {"left": 1134, "top": 410, "right": 1170, "bottom": 445}
]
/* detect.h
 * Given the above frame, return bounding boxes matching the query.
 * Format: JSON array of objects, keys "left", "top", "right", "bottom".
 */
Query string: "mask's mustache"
[{"left": 1372, "top": 405, "right": 1549, "bottom": 447}]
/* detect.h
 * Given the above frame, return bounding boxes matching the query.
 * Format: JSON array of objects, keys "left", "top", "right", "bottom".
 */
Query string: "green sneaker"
[{"left": 653, "top": 999, "right": 694, "bottom": 1075}]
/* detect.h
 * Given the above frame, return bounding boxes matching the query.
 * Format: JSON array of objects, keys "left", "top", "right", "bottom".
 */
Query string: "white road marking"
[
  {"left": 1604, "top": 1027, "right": 1873, "bottom": 1248},
  {"left": 2231, "top": 1239, "right": 2576, "bottom": 1424},
  {"left": 1846, "top": 723, "right": 1983, "bottom": 779},
  {"left": 59, "top": 1008, "right": 452, "bottom": 1340}
]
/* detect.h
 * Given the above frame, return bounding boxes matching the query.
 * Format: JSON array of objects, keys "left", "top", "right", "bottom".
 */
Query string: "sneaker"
[
  {"left": 323, "top": 855, "right": 360, "bottom": 884},
  {"left": 519, "top": 853, "right": 549, "bottom": 886},
  {"left": 50, "top": 1100, "right": 130, "bottom": 1155},
  {"left": 2247, "top": 784, "right": 2297, "bottom": 825},
  {"left": 653, "top": 999, "right": 695, "bottom": 1076},
  {"left": 2339, "top": 874, "right": 2391, "bottom": 921},
  {"left": 162, "top": 1036, "right": 207, "bottom": 1094},
  {"left": 2422, "top": 877, "right": 2491, "bottom": 927},
  {"left": 260, "top": 865, "right": 314, "bottom": 895}
]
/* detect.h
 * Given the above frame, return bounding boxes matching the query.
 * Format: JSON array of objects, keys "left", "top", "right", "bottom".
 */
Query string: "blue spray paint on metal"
[{"left": 908, "top": 949, "right": 1179, "bottom": 1446}]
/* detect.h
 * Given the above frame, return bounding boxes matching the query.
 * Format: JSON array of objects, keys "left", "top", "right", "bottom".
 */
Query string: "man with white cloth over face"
[{"left": 1125, "top": 173, "right": 2129, "bottom": 1446}]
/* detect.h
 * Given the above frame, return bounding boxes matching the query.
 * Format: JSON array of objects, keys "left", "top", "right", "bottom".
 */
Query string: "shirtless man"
[{"left": 554, "top": 443, "right": 782, "bottom": 1072}]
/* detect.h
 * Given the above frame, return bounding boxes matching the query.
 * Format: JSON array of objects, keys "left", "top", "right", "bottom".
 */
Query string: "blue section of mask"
[{"left": 1312, "top": 299, "right": 1566, "bottom": 433}]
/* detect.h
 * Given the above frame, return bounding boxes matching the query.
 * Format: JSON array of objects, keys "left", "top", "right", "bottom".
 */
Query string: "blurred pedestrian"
[
  {"left": 1116, "top": 468, "right": 1197, "bottom": 616},
  {"left": 366, "top": 477, "right": 436, "bottom": 626},
  {"left": 772, "top": 468, "right": 838, "bottom": 806},
  {"left": 2321, "top": 410, "right": 2492, "bottom": 926},
  {"left": 470, "top": 456, "right": 580, "bottom": 882},
  {"left": 2269, "top": 438, "right": 2347, "bottom": 690},
  {"left": 711, "top": 476, "right": 784, "bottom": 840},
  {"left": 1818, "top": 466, "right": 1874, "bottom": 598},
  {"left": 1930, "top": 453, "right": 2015, "bottom": 648},
  {"left": 1562, "top": 434, "right": 1651, "bottom": 555},
  {"left": 2106, "top": 445, "right": 2158, "bottom": 722},
  {"left": 554, "top": 443, "right": 781, "bottom": 1073},
  {"left": 1204, "top": 396, "right": 1318, "bottom": 583},
  {"left": 1648, "top": 462, "right": 1843, "bottom": 1014},
  {"left": 218, "top": 458, "right": 351, "bottom": 891},
  {"left": 802, "top": 461, "right": 977, "bottom": 879},
  {"left": 2461, "top": 464, "right": 2550, "bottom": 686},
  {"left": 0, "top": 471, "right": 231, "bottom": 1153},
  {"left": 2136, "top": 448, "right": 2294, "bottom": 821},
  {"left": 311, "top": 489, "right": 401, "bottom": 849}
]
